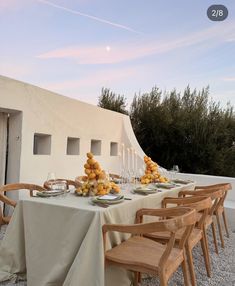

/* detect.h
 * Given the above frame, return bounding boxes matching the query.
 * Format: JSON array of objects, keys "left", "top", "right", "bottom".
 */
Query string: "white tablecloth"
[{"left": 0, "top": 183, "right": 194, "bottom": 286}]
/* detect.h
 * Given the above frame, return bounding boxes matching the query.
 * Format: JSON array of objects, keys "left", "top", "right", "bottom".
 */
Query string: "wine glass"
[
  {"left": 172, "top": 165, "right": 179, "bottom": 180},
  {"left": 47, "top": 172, "right": 56, "bottom": 190}
]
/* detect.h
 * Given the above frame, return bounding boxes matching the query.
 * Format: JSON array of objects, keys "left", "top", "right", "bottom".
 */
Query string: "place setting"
[
  {"left": 131, "top": 185, "right": 158, "bottom": 195},
  {"left": 36, "top": 173, "right": 70, "bottom": 198},
  {"left": 90, "top": 194, "right": 125, "bottom": 208}
]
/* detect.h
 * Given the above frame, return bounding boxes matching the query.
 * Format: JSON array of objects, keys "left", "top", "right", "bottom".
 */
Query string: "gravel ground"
[{"left": 0, "top": 209, "right": 234, "bottom": 286}]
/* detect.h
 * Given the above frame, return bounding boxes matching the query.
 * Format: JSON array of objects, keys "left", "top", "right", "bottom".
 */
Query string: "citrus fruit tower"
[
  {"left": 75, "top": 152, "right": 120, "bottom": 196},
  {"left": 140, "top": 155, "right": 169, "bottom": 184}
]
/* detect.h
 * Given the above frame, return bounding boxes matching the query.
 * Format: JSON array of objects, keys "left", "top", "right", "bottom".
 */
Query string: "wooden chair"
[
  {"left": 103, "top": 207, "right": 196, "bottom": 286},
  {"left": 0, "top": 205, "right": 3, "bottom": 226},
  {"left": 44, "top": 179, "right": 79, "bottom": 190},
  {"left": 0, "top": 183, "right": 46, "bottom": 225},
  {"left": 109, "top": 173, "right": 121, "bottom": 179},
  {"left": 74, "top": 176, "right": 88, "bottom": 187},
  {"left": 179, "top": 188, "right": 226, "bottom": 250},
  {"left": 195, "top": 183, "right": 231, "bottom": 239},
  {"left": 136, "top": 196, "right": 212, "bottom": 286}
]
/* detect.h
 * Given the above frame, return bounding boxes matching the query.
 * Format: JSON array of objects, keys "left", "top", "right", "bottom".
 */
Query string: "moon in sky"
[{"left": 106, "top": 46, "right": 111, "bottom": 52}]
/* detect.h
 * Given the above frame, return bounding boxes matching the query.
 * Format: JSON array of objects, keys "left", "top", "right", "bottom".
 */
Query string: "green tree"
[
  {"left": 130, "top": 86, "right": 235, "bottom": 177},
  {"left": 98, "top": 88, "right": 128, "bottom": 115}
]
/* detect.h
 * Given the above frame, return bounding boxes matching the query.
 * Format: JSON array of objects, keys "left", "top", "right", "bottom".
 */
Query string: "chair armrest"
[{"left": 0, "top": 194, "right": 17, "bottom": 207}]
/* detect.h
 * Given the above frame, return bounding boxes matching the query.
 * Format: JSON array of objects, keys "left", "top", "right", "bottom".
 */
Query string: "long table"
[{"left": 0, "top": 182, "right": 194, "bottom": 286}]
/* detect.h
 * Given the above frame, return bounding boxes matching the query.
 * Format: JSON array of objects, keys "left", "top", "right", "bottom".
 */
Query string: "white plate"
[
  {"left": 132, "top": 187, "right": 158, "bottom": 194},
  {"left": 91, "top": 195, "right": 124, "bottom": 205},
  {"left": 171, "top": 179, "right": 192, "bottom": 184},
  {"left": 36, "top": 190, "right": 69, "bottom": 197},
  {"left": 154, "top": 183, "right": 175, "bottom": 189}
]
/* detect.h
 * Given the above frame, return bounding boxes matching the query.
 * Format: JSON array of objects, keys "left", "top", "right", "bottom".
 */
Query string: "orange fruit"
[{"left": 87, "top": 152, "right": 93, "bottom": 159}]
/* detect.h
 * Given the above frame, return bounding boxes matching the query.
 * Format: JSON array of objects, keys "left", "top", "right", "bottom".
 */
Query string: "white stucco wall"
[
  {"left": 173, "top": 172, "right": 235, "bottom": 206},
  {"left": 0, "top": 75, "right": 143, "bottom": 187}
]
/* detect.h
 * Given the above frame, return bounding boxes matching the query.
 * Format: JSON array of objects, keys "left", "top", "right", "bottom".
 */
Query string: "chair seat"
[
  {"left": 105, "top": 236, "right": 184, "bottom": 275},
  {"left": 145, "top": 228, "right": 202, "bottom": 249}
]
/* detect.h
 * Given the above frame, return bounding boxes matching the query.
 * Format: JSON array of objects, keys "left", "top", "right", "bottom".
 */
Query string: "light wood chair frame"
[
  {"left": 0, "top": 183, "right": 46, "bottom": 225},
  {"left": 195, "top": 183, "right": 231, "bottom": 241},
  {"left": 136, "top": 196, "right": 212, "bottom": 286},
  {"left": 179, "top": 188, "right": 226, "bottom": 251},
  {"left": 103, "top": 207, "right": 196, "bottom": 286}
]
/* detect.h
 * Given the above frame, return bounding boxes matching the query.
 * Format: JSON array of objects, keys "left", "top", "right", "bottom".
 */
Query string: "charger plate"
[
  {"left": 154, "top": 183, "right": 175, "bottom": 189},
  {"left": 36, "top": 190, "right": 69, "bottom": 197},
  {"left": 91, "top": 195, "right": 124, "bottom": 205},
  {"left": 132, "top": 186, "right": 158, "bottom": 195}
]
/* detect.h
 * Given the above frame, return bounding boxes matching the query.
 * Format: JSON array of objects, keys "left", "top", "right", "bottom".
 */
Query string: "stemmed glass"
[
  {"left": 120, "top": 167, "right": 126, "bottom": 188},
  {"left": 172, "top": 165, "right": 179, "bottom": 180},
  {"left": 47, "top": 172, "right": 56, "bottom": 190}
]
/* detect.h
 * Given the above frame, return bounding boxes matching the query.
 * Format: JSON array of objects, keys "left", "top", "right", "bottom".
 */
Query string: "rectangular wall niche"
[
  {"left": 33, "top": 133, "right": 51, "bottom": 155},
  {"left": 110, "top": 142, "right": 118, "bottom": 156},
  {"left": 90, "top": 139, "right": 101, "bottom": 155},
  {"left": 67, "top": 137, "right": 80, "bottom": 155}
]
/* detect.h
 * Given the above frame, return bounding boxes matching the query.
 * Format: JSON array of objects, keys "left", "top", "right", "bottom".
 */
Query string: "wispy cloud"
[
  {"left": 221, "top": 77, "right": 235, "bottom": 82},
  {"left": 40, "top": 66, "right": 140, "bottom": 104},
  {"left": 36, "top": 0, "right": 141, "bottom": 34},
  {"left": 42, "top": 66, "right": 138, "bottom": 91},
  {"left": 37, "top": 21, "right": 235, "bottom": 64}
]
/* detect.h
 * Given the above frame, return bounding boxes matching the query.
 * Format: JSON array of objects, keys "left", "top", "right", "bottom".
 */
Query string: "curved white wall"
[{"left": 0, "top": 75, "right": 144, "bottom": 186}]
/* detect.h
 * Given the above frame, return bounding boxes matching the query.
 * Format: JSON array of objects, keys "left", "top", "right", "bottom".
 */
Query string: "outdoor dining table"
[{"left": 0, "top": 182, "right": 195, "bottom": 286}]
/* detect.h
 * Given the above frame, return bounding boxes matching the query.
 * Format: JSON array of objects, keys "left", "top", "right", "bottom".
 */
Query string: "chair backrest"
[
  {"left": 161, "top": 196, "right": 212, "bottom": 228},
  {"left": 178, "top": 188, "right": 225, "bottom": 216},
  {"left": 195, "top": 183, "right": 232, "bottom": 191},
  {"left": 0, "top": 183, "right": 46, "bottom": 224},
  {"left": 109, "top": 173, "right": 121, "bottom": 179},
  {"left": 44, "top": 179, "right": 79, "bottom": 190},
  {"left": 74, "top": 176, "right": 88, "bottom": 186},
  {"left": 195, "top": 183, "right": 232, "bottom": 209},
  {"left": 0, "top": 183, "right": 45, "bottom": 206},
  {"left": 103, "top": 207, "right": 196, "bottom": 266}
]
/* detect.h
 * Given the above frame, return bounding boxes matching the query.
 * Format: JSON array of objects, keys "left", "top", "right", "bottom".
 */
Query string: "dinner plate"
[
  {"left": 36, "top": 190, "right": 69, "bottom": 197},
  {"left": 132, "top": 187, "right": 158, "bottom": 195},
  {"left": 171, "top": 179, "right": 192, "bottom": 184},
  {"left": 154, "top": 183, "right": 175, "bottom": 189},
  {"left": 91, "top": 195, "right": 124, "bottom": 205}
]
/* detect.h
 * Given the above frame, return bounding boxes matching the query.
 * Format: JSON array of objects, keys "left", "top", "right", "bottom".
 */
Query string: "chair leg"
[
  {"left": 186, "top": 244, "right": 197, "bottom": 286},
  {"left": 211, "top": 221, "right": 219, "bottom": 254},
  {"left": 133, "top": 272, "right": 139, "bottom": 286},
  {"left": 200, "top": 234, "right": 211, "bottom": 277},
  {"left": 159, "top": 274, "right": 168, "bottom": 286},
  {"left": 181, "top": 252, "right": 190, "bottom": 286},
  {"left": 137, "top": 272, "right": 141, "bottom": 283},
  {"left": 222, "top": 210, "right": 229, "bottom": 238},
  {"left": 216, "top": 213, "right": 225, "bottom": 248}
]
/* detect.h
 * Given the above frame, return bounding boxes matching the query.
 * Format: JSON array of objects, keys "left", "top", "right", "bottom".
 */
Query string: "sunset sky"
[{"left": 0, "top": 0, "right": 235, "bottom": 106}]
